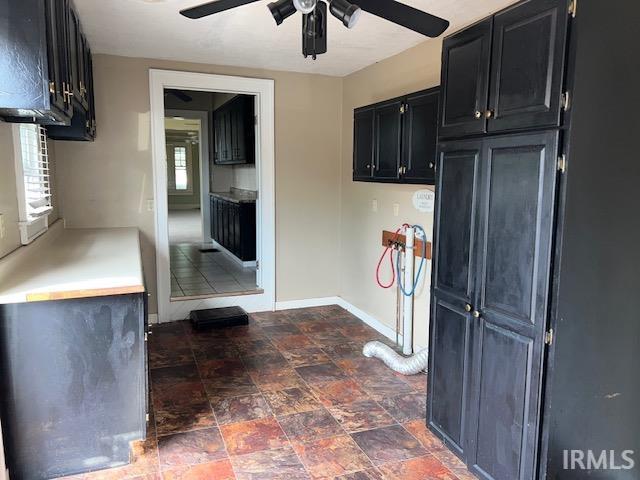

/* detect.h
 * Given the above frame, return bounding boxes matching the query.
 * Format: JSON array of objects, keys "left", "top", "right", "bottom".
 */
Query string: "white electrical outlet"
[
  {"left": 0, "top": 214, "right": 5, "bottom": 240},
  {"left": 372, "top": 199, "right": 378, "bottom": 213},
  {"left": 146, "top": 199, "right": 155, "bottom": 212},
  {"left": 393, "top": 203, "right": 400, "bottom": 217}
]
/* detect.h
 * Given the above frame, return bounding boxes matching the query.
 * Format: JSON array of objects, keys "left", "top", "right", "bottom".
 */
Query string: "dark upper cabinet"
[
  {"left": 0, "top": 0, "right": 72, "bottom": 124},
  {"left": 353, "top": 87, "right": 439, "bottom": 185},
  {"left": 373, "top": 99, "right": 402, "bottom": 180},
  {"left": 487, "top": 0, "right": 568, "bottom": 132},
  {"left": 402, "top": 89, "right": 439, "bottom": 183},
  {"left": 212, "top": 96, "right": 255, "bottom": 165},
  {"left": 352, "top": 107, "right": 374, "bottom": 180},
  {"left": 0, "top": 0, "right": 97, "bottom": 139},
  {"left": 440, "top": 0, "right": 569, "bottom": 138},
  {"left": 439, "top": 18, "right": 492, "bottom": 138}
]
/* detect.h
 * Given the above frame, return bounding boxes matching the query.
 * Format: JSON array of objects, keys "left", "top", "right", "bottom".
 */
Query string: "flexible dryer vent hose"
[{"left": 363, "top": 341, "right": 428, "bottom": 375}]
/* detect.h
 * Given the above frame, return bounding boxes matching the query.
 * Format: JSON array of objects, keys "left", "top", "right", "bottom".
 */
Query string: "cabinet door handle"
[
  {"left": 429, "top": 162, "right": 434, "bottom": 169},
  {"left": 484, "top": 110, "right": 494, "bottom": 119},
  {"left": 464, "top": 304, "right": 472, "bottom": 312},
  {"left": 472, "top": 310, "right": 481, "bottom": 319},
  {"left": 474, "top": 110, "right": 482, "bottom": 119}
]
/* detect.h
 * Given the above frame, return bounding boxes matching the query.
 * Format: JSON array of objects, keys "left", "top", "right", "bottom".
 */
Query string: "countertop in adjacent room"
[
  {"left": 0, "top": 223, "right": 145, "bottom": 304},
  {"left": 210, "top": 189, "right": 257, "bottom": 203}
]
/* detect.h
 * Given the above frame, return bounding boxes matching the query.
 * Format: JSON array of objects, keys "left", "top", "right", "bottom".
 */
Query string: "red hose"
[{"left": 376, "top": 225, "right": 407, "bottom": 288}]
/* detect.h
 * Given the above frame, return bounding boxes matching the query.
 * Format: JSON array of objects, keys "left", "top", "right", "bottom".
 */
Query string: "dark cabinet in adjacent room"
[
  {"left": 212, "top": 95, "right": 255, "bottom": 165},
  {"left": 353, "top": 87, "right": 439, "bottom": 185},
  {"left": 210, "top": 194, "right": 256, "bottom": 262},
  {"left": 439, "top": 0, "right": 568, "bottom": 139}
]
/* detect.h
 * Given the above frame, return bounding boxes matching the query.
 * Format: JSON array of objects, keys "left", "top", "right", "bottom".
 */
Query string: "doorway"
[{"left": 150, "top": 70, "right": 275, "bottom": 322}]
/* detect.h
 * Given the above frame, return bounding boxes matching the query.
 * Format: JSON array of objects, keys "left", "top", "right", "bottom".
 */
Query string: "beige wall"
[
  {"left": 339, "top": 39, "right": 443, "bottom": 350},
  {"left": 0, "top": 123, "right": 61, "bottom": 259},
  {"left": 54, "top": 54, "right": 343, "bottom": 313}
]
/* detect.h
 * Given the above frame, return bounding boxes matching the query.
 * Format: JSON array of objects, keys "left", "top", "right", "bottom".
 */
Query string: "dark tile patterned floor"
[{"left": 62, "top": 306, "right": 478, "bottom": 480}]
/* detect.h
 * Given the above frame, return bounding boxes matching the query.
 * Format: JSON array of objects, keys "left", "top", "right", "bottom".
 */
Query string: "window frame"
[
  {"left": 12, "top": 124, "right": 53, "bottom": 245},
  {"left": 167, "top": 142, "right": 194, "bottom": 196}
]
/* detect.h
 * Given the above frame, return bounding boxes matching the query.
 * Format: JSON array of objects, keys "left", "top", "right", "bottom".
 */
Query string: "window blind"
[{"left": 18, "top": 124, "right": 52, "bottom": 219}]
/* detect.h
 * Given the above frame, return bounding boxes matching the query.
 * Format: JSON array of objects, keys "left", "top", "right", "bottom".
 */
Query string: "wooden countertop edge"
[{"left": 26, "top": 285, "right": 146, "bottom": 303}]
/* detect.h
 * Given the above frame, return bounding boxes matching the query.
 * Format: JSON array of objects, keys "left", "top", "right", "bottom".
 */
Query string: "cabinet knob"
[
  {"left": 464, "top": 304, "right": 472, "bottom": 312},
  {"left": 472, "top": 310, "right": 481, "bottom": 318},
  {"left": 429, "top": 162, "right": 434, "bottom": 169},
  {"left": 484, "top": 110, "right": 494, "bottom": 119},
  {"left": 474, "top": 110, "right": 482, "bottom": 119},
  {"left": 366, "top": 164, "right": 371, "bottom": 169}
]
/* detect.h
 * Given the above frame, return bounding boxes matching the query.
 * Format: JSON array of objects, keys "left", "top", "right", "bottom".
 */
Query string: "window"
[
  {"left": 174, "top": 146, "right": 188, "bottom": 190},
  {"left": 13, "top": 124, "right": 52, "bottom": 244},
  {"left": 167, "top": 143, "right": 193, "bottom": 195}
]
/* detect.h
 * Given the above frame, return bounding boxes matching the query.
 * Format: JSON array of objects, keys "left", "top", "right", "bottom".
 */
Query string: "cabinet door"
[
  {"left": 373, "top": 100, "right": 402, "bottom": 180},
  {"left": 78, "top": 33, "right": 90, "bottom": 111},
  {"left": 353, "top": 107, "right": 374, "bottom": 180},
  {"left": 440, "top": 18, "right": 492, "bottom": 138},
  {"left": 466, "top": 131, "right": 558, "bottom": 480},
  {"left": 216, "top": 198, "right": 224, "bottom": 244},
  {"left": 233, "top": 102, "right": 246, "bottom": 162},
  {"left": 428, "top": 138, "right": 483, "bottom": 456},
  {"left": 224, "top": 110, "right": 233, "bottom": 163},
  {"left": 44, "top": 0, "right": 68, "bottom": 116},
  {"left": 401, "top": 89, "right": 439, "bottom": 184},
  {"left": 487, "top": 0, "right": 568, "bottom": 132},
  {"left": 68, "top": 9, "right": 82, "bottom": 104},
  {"left": 210, "top": 196, "right": 217, "bottom": 241}
]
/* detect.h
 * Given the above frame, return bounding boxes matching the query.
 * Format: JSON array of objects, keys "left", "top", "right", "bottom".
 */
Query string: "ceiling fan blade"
[
  {"left": 356, "top": 0, "right": 449, "bottom": 37},
  {"left": 166, "top": 89, "right": 193, "bottom": 102},
  {"left": 180, "top": 0, "right": 262, "bottom": 19}
]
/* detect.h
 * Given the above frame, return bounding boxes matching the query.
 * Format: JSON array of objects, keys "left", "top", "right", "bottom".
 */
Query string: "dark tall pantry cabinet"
[{"left": 428, "top": 1, "right": 640, "bottom": 480}]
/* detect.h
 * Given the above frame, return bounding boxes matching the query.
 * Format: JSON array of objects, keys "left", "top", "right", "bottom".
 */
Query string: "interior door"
[
  {"left": 428, "top": 138, "right": 483, "bottom": 457},
  {"left": 353, "top": 107, "right": 374, "bottom": 180},
  {"left": 487, "top": 0, "right": 568, "bottom": 132},
  {"left": 466, "top": 131, "right": 559, "bottom": 480},
  {"left": 402, "top": 89, "right": 439, "bottom": 183},
  {"left": 440, "top": 18, "right": 493, "bottom": 138},
  {"left": 373, "top": 100, "right": 402, "bottom": 180}
]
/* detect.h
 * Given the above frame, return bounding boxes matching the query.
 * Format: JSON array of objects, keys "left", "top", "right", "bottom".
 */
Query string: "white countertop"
[{"left": 0, "top": 223, "right": 145, "bottom": 305}]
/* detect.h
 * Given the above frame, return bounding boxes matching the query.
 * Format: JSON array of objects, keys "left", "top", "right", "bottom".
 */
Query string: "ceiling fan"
[{"left": 180, "top": 0, "right": 450, "bottom": 60}]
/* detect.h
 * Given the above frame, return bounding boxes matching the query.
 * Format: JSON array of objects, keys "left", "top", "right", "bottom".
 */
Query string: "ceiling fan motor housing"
[{"left": 302, "top": 1, "right": 327, "bottom": 59}]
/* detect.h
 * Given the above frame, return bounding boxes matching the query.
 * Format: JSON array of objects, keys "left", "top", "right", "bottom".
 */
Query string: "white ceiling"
[{"left": 74, "top": 0, "right": 515, "bottom": 77}]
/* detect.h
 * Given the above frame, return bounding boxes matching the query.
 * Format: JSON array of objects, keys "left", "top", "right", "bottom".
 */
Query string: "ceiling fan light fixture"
[
  {"left": 293, "top": 0, "right": 317, "bottom": 14},
  {"left": 329, "top": 0, "right": 360, "bottom": 28},
  {"left": 268, "top": 0, "right": 297, "bottom": 24}
]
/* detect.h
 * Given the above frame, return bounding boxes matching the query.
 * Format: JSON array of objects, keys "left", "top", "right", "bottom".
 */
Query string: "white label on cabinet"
[{"left": 413, "top": 190, "right": 435, "bottom": 213}]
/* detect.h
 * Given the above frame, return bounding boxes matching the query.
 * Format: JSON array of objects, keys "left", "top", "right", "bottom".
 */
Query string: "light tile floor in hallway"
[
  {"left": 62, "top": 306, "right": 478, "bottom": 480},
  {"left": 170, "top": 244, "right": 258, "bottom": 298}
]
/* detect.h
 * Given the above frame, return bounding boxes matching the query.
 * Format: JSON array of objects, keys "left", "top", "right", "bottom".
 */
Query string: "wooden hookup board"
[{"left": 382, "top": 230, "right": 432, "bottom": 260}]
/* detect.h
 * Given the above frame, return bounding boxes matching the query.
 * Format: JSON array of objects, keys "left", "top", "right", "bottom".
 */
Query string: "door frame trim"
[{"left": 150, "top": 69, "right": 276, "bottom": 322}]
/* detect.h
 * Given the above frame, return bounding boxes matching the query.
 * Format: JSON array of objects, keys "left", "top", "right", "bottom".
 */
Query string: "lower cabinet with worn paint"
[{"left": 0, "top": 293, "right": 148, "bottom": 480}]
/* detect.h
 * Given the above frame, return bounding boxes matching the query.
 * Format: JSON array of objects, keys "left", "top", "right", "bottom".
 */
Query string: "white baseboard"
[
  {"left": 275, "top": 296, "right": 342, "bottom": 311},
  {"left": 276, "top": 296, "right": 404, "bottom": 345},
  {"left": 212, "top": 240, "right": 256, "bottom": 268}
]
